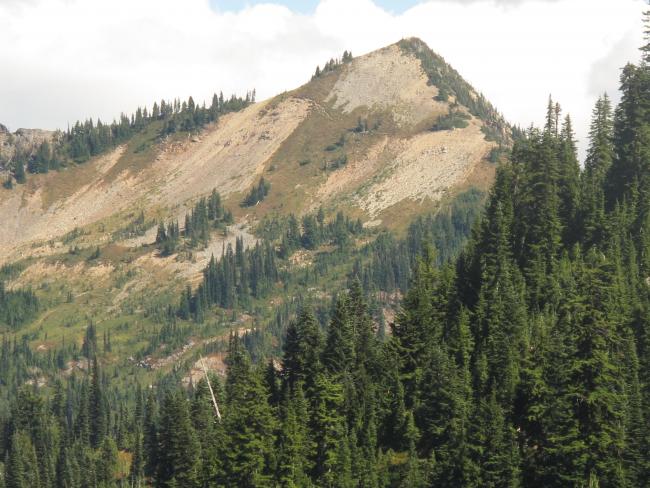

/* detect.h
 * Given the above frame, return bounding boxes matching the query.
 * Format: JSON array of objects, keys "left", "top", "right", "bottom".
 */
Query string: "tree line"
[
  {"left": 311, "top": 50, "right": 353, "bottom": 80},
  {"left": 399, "top": 38, "right": 511, "bottom": 144},
  {"left": 3, "top": 91, "right": 255, "bottom": 186}
]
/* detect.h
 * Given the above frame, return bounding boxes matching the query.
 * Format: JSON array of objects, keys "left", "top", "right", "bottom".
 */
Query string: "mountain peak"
[
  {"left": 304, "top": 37, "right": 508, "bottom": 143},
  {"left": 0, "top": 37, "right": 508, "bottom": 263}
]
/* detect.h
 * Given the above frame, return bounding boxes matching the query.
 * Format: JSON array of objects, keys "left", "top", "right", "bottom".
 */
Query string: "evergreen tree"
[
  {"left": 5, "top": 431, "right": 40, "bottom": 488},
  {"left": 276, "top": 383, "right": 313, "bottom": 487},
  {"left": 223, "top": 336, "right": 276, "bottom": 487},
  {"left": 311, "top": 373, "right": 347, "bottom": 487},
  {"left": 156, "top": 390, "right": 201, "bottom": 488},
  {"left": 323, "top": 295, "right": 354, "bottom": 374},
  {"left": 282, "top": 308, "right": 323, "bottom": 392},
  {"left": 143, "top": 389, "right": 159, "bottom": 479},
  {"left": 582, "top": 94, "right": 615, "bottom": 245},
  {"left": 191, "top": 377, "right": 225, "bottom": 486},
  {"left": 89, "top": 356, "right": 107, "bottom": 448},
  {"left": 98, "top": 436, "right": 118, "bottom": 485}
]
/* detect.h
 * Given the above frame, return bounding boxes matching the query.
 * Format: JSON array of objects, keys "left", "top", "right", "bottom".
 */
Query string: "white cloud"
[
  {"left": 0, "top": 0, "right": 645, "bottom": 159},
  {"left": 588, "top": 31, "right": 640, "bottom": 105},
  {"left": 427, "top": 0, "right": 563, "bottom": 4}
]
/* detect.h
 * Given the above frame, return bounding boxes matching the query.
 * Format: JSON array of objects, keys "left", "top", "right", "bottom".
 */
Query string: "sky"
[
  {"left": 0, "top": 0, "right": 646, "bottom": 160},
  {"left": 210, "top": 0, "right": 424, "bottom": 14}
]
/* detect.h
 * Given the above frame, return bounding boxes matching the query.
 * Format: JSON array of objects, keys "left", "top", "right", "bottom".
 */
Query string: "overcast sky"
[{"left": 0, "top": 0, "right": 646, "bottom": 159}]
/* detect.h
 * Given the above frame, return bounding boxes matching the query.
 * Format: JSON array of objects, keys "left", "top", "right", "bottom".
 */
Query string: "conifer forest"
[{"left": 1, "top": 6, "right": 650, "bottom": 488}]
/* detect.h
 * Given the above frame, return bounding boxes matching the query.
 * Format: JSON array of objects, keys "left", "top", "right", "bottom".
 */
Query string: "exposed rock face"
[{"left": 0, "top": 126, "right": 54, "bottom": 165}]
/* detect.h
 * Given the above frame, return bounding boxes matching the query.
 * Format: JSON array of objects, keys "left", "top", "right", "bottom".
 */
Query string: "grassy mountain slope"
[{"left": 0, "top": 38, "right": 508, "bottom": 383}]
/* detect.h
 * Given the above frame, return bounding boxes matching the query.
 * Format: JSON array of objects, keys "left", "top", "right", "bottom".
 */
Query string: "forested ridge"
[
  {"left": 1, "top": 90, "right": 255, "bottom": 187},
  {"left": 2, "top": 16, "right": 650, "bottom": 488}
]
